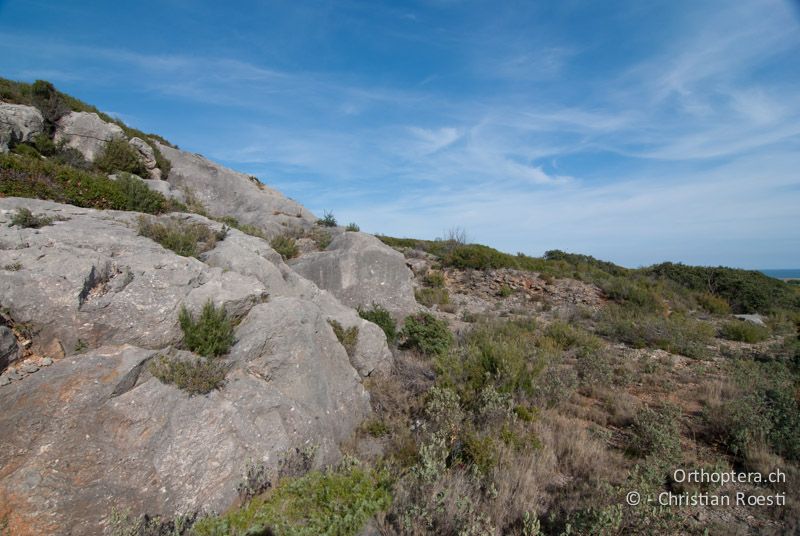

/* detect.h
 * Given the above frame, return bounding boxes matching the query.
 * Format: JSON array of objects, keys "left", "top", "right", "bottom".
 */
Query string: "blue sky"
[{"left": 1, "top": 0, "right": 799, "bottom": 268}]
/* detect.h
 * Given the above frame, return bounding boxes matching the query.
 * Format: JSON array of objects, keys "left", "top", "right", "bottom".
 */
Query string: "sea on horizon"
[{"left": 760, "top": 269, "right": 800, "bottom": 280}]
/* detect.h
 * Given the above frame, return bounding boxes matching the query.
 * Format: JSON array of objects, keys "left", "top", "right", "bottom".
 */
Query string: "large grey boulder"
[
  {"left": 0, "top": 337, "right": 369, "bottom": 534},
  {"left": 0, "top": 197, "right": 392, "bottom": 533},
  {"left": 291, "top": 231, "right": 418, "bottom": 321},
  {"left": 0, "top": 325, "right": 19, "bottom": 371},
  {"left": 128, "top": 137, "right": 162, "bottom": 180},
  {"left": 0, "top": 103, "right": 45, "bottom": 153},
  {"left": 54, "top": 111, "right": 125, "bottom": 162},
  {"left": 156, "top": 142, "right": 317, "bottom": 237}
]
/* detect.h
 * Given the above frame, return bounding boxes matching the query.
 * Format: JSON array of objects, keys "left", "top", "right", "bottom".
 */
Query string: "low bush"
[
  {"left": 215, "top": 216, "right": 267, "bottom": 239},
  {"left": 179, "top": 301, "right": 235, "bottom": 357},
  {"left": 95, "top": 138, "right": 149, "bottom": 177},
  {"left": 1, "top": 153, "right": 171, "bottom": 213},
  {"left": 192, "top": 460, "right": 392, "bottom": 536},
  {"left": 329, "top": 319, "right": 359, "bottom": 357},
  {"left": 629, "top": 405, "right": 681, "bottom": 460},
  {"left": 11, "top": 143, "right": 40, "bottom": 158},
  {"left": 423, "top": 271, "right": 445, "bottom": 288},
  {"left": 115, "top": 173, "right": 167, "bottom": 214},
  {"left": 270, "top": 235, "right": 299, "bottom": 260},
  {"left": 307, "top": 228, "right": 332, "bottom": 250},
  {"left": 345, "top": 222, "right": 360, "bottom": 232},
  {"left": 414, "top": 287, "right": 450, "bottom": 308},
  {"left": 138, "top": 216, "right": 224, "bottom": 258},
  {"left": 358, "top": 304, "right": 397, "bottom": 344},
  {"left": 317, "top": 210, "right": 337, "bottom": 227},
  {"left": 697, "top": 292, "right": 731, "bottom": 314},
  {"left": 719, "top": 320, "right": 770, "bottom": 343},
  {"left": 543, "top": 320, "right": 602, "bottom": 355},
  {"left": 401, "top": 313, "right": 452, "bottom": 357},
  {"left": 9, "top": 207, "right": 53, "bottom": 228},
  {"left": 596, "top": 306, "right": 715, "bottom": 358},
  {"left": 148, "top": 354, "right": 229, "bottom": 395}
]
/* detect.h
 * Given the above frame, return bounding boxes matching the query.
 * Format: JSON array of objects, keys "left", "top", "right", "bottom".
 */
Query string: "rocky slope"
[{"left": 0, "top": 98, "right": 418, "bottom": 534}]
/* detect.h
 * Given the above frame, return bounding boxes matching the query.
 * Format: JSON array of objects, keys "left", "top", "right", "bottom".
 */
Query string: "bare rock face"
[
  {"left": 0, "top": 326, "right": 19, "bottom": 371},
  {"left": 0, "top": 197, "right": 391, "bottom": 534},
  {"left": 156, "top": 142, "right": 317, "bottom": 236},
  {"left": 128, "top": 137, "right": 162, "bottom": 180},
  {"left": 291, "top": 232, "right": 418, "bottom": 321},
  {"left": 54, "top": 111, "right": 125, "bottom": 161},
  {"left": 0, "top": 103, "right": 45, "bottom": 152}
]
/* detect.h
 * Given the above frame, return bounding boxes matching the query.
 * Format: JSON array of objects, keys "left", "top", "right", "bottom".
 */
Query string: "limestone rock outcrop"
[
  {"left": 128, "top": 136, "right": 162, "bottom": 180},
  {"left": 291, "top": 231, "right": 418, "bottom": 321},
  {"left": 157, "top": 142, "right": 317, "bottom": 237},
  {"left": 0, "top": 197, "right": 392, "bottom": 534},
  {"left": 54, "top": 111, "right": 125, "bottom": 161},
  {"left": 0, "top": 103, "right": 44, "bottom": 153}
]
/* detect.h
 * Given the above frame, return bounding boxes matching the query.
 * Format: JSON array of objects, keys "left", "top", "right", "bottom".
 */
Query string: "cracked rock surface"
[{"left": 0, "top": 197, "right": 390, "bottom": 534}]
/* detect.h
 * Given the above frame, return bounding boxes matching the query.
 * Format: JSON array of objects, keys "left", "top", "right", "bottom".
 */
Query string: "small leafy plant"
[
  {"left": 179, "top": 301, "right": 235, "bottom": 357},
  {"left": 358, "top": 303, "right": 397, "bottom": 344},
  {"left": 271, "top": 235, "right": 299, "bottom": 260},
  {"left": 9, "top": 207, "right": 53, "bottom": 228},
  {"left": 329, "top": 319, "right": 359, "bottom": 357},
  {"left": 401, "top": 312, "right": 453, "bottom": 357},
  {"left": 148, "top": 354, "right": 229, "bottom": 395},
  {"left": 317, "top": 210, "right": 337, "bottom": 227}
]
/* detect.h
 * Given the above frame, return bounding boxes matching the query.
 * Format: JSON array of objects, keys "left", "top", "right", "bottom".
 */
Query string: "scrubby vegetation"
[
  {"left": 401, "top": 312, "right": 452, "bottom": 356},
  {"left": 192, "top": 459, "right": 391, "bottom": 536},
  {"left": 137, "top": 216, "right": 225, "bottom": 258},
  {"left": 1, "top": 153, "right": 176, "bottom": 213},
  {"left": 271, "top": 235, "right": 299, "bottom": 260},
  {"left": 719, "top": 320, "right": 770, "bottom": 343},
  {"left": 95, "top": 138, "right": 150, "bottom": 176},
  {"left": 9, "top": 207, "right": 53, "bottom": 228},
  {"left": 358, "top": 304, "right": 397, "bottom": 344},
  {"left": 179, "top": 301, "right": 235, "bottom": 358},
  {"left": 329, "top": 319, "right": 359, "bottom": 357},
  {"left": 317, "top": 210, "right": 337, "bottom": 227},
  {"left": 215, "top": 216, "right": 267, "bottom": 239},
  {"left": 148, "top": 354, "right": 229, "bottom": 395},
  {"left": 345, "top": 222, "right": 360, "bottom": 232}
]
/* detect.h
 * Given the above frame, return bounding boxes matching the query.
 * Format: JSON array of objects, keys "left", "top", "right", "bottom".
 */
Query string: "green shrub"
[
  {"left": 138, "top": 216, "right": 224, "bottom": 257},
  {"left": 629, "top": 405, "right": 681, "bottom": 460},
  {"left": 308, "top": 228, "right": 332, "bottom": 250},
  {"left": 697, "top": 292, "right": 731, "bottom": 314},
  {"left": 9, "top": 207, "right": 53, "bottom": 228},
  {"left": 11, "top": 143, "right": 40, "bottom": 158},
  {"left": 599, "top": 276, "right": 664, "bottom": 312},
  {"left": 437, "top": 318, "right": 547, "bottom": 400},
  {"left": 115, "top": 173, "right": 167, "bottom": 214},
  {"left": 345, "top": 222, "right": 360, "bottom": 232},
  {"left": 271, "top": 235, "right": 299, "bottom": 260},
  {"left": 415, "top": 287, "right": 450, "bottom": 308},
  {"left": 543, "top": 321, "right": 602, "bottom": 355},
  {"left": 597, "top": 306, "right": 715, "bottom": 358},
  {"left": 498, "top": 284, "right": 513, "bottom": 298},
  {"left": 402, "top": 313, "right": 453, "bottom": 357},
  {"left": 95, "top": 138, "right": 149, "bottom": 176},
  {"left": 179, "top": 301, "right": 235, "bottom": 357},
  {"left": 358, "top": 304, "right": 397, "bottom": 344},
  {"left": 443, "top": 244, "right": 515, "bottom": 270},
  {"left": 32, "top": 133, "right": 57, "bottom": 156},
  {"left": 192, "top": 462, "right": 392, "bottom": 536},
  {"left": 148, "top": 354, "right": 229, "bottom": 395},
  {"left": 0, "top": 152, "right": 171, "bottom": 212},
  {"left": 317, "top": 210, "right": 337, "bottom": 227},
  {"left": 719, "top": 321, "right": 770, "bottom": 343},
  {"left": 329, "top": 319, "right": 359, "bottom": 357},
  {"left": 423, "top": 271, "right": 445, "bottom": 288}
]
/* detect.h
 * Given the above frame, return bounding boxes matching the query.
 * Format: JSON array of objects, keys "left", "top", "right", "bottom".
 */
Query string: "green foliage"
[
  {"left": 95, "top": 138, "right": 149, "bottom": 176},
  {"left": 443, "top": 243, "right": 516, "bottom": 270},
  {"left": 0, "top": 152, "right": 172, "bottom": 212},
  {"left": 646, "top": 262, "right": 799, "bottom": 313},
  {"left": 598, "top": 276, "right": 664, "bottom": 312},
  {"left": 115, "top": 173, "right": 168, "bottom": 213},
  {"left": 11, "top": 143, "right": 40, "bottom": 158},
  {"left": 437, "top": 318, "right": 548, "bottom": 401},
  {"left": 358, "top": 304, "right": 397, "bottom": 344},
  {"left": 719, "top": 321, "right": 770, "bottom": 343},
  {"left": 271, "top": 235, "right": 299, "bottom": 260},
  {"left": 329, "top": 319, "right": 359, "bottom": 357},
  {"left": 498, "top": 284, "right": 513, "bottom": 297},
  {"left": 9, "top": 207, "right": 53, "bottom": 228},
  {"left": 308, "top": 228, "right": 332, "bottom": 250},
  {"left": 179, "top": 301, "right": 235, "bottom": 358},
  {"left": 415, "top": 287, "right": 450, "bottom": 308},
  {"left": 697, "top": 292, "right": 731, "bottom": 314},
  {"left": 705, "top": 359, "right": 800, "bottom": 461},
  {"left": 401, "top": 312, "right": 453, "bottom": 357},
  {"left": 3, "top": 262, "right": 22, "bottom": 271},
  {"left": 317, "top": 210, "right": 337, "bottom": 227},
  {"left": 596, "top": 305, "right": 715, "bottom": 358},
  {"left": 345, "top": 222, "right": 360, "bottom": 232},
  {"left": 138, "top": 216, "right": 223, "bottom": 257},
  {"left": 423, "top": 271, "right": 445, "bottom": 288},
  {"left": 543, "top": 321, "right": 602, "bottom": 355},
  {"left": 629, "top": 405, "right": 681, "bottom": 460},
  {"left": 148, "top": 354, "right": 229, "bottom": 395},
  {"left": 192, "top": 462, "right": 392, "bottom": 536}
]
